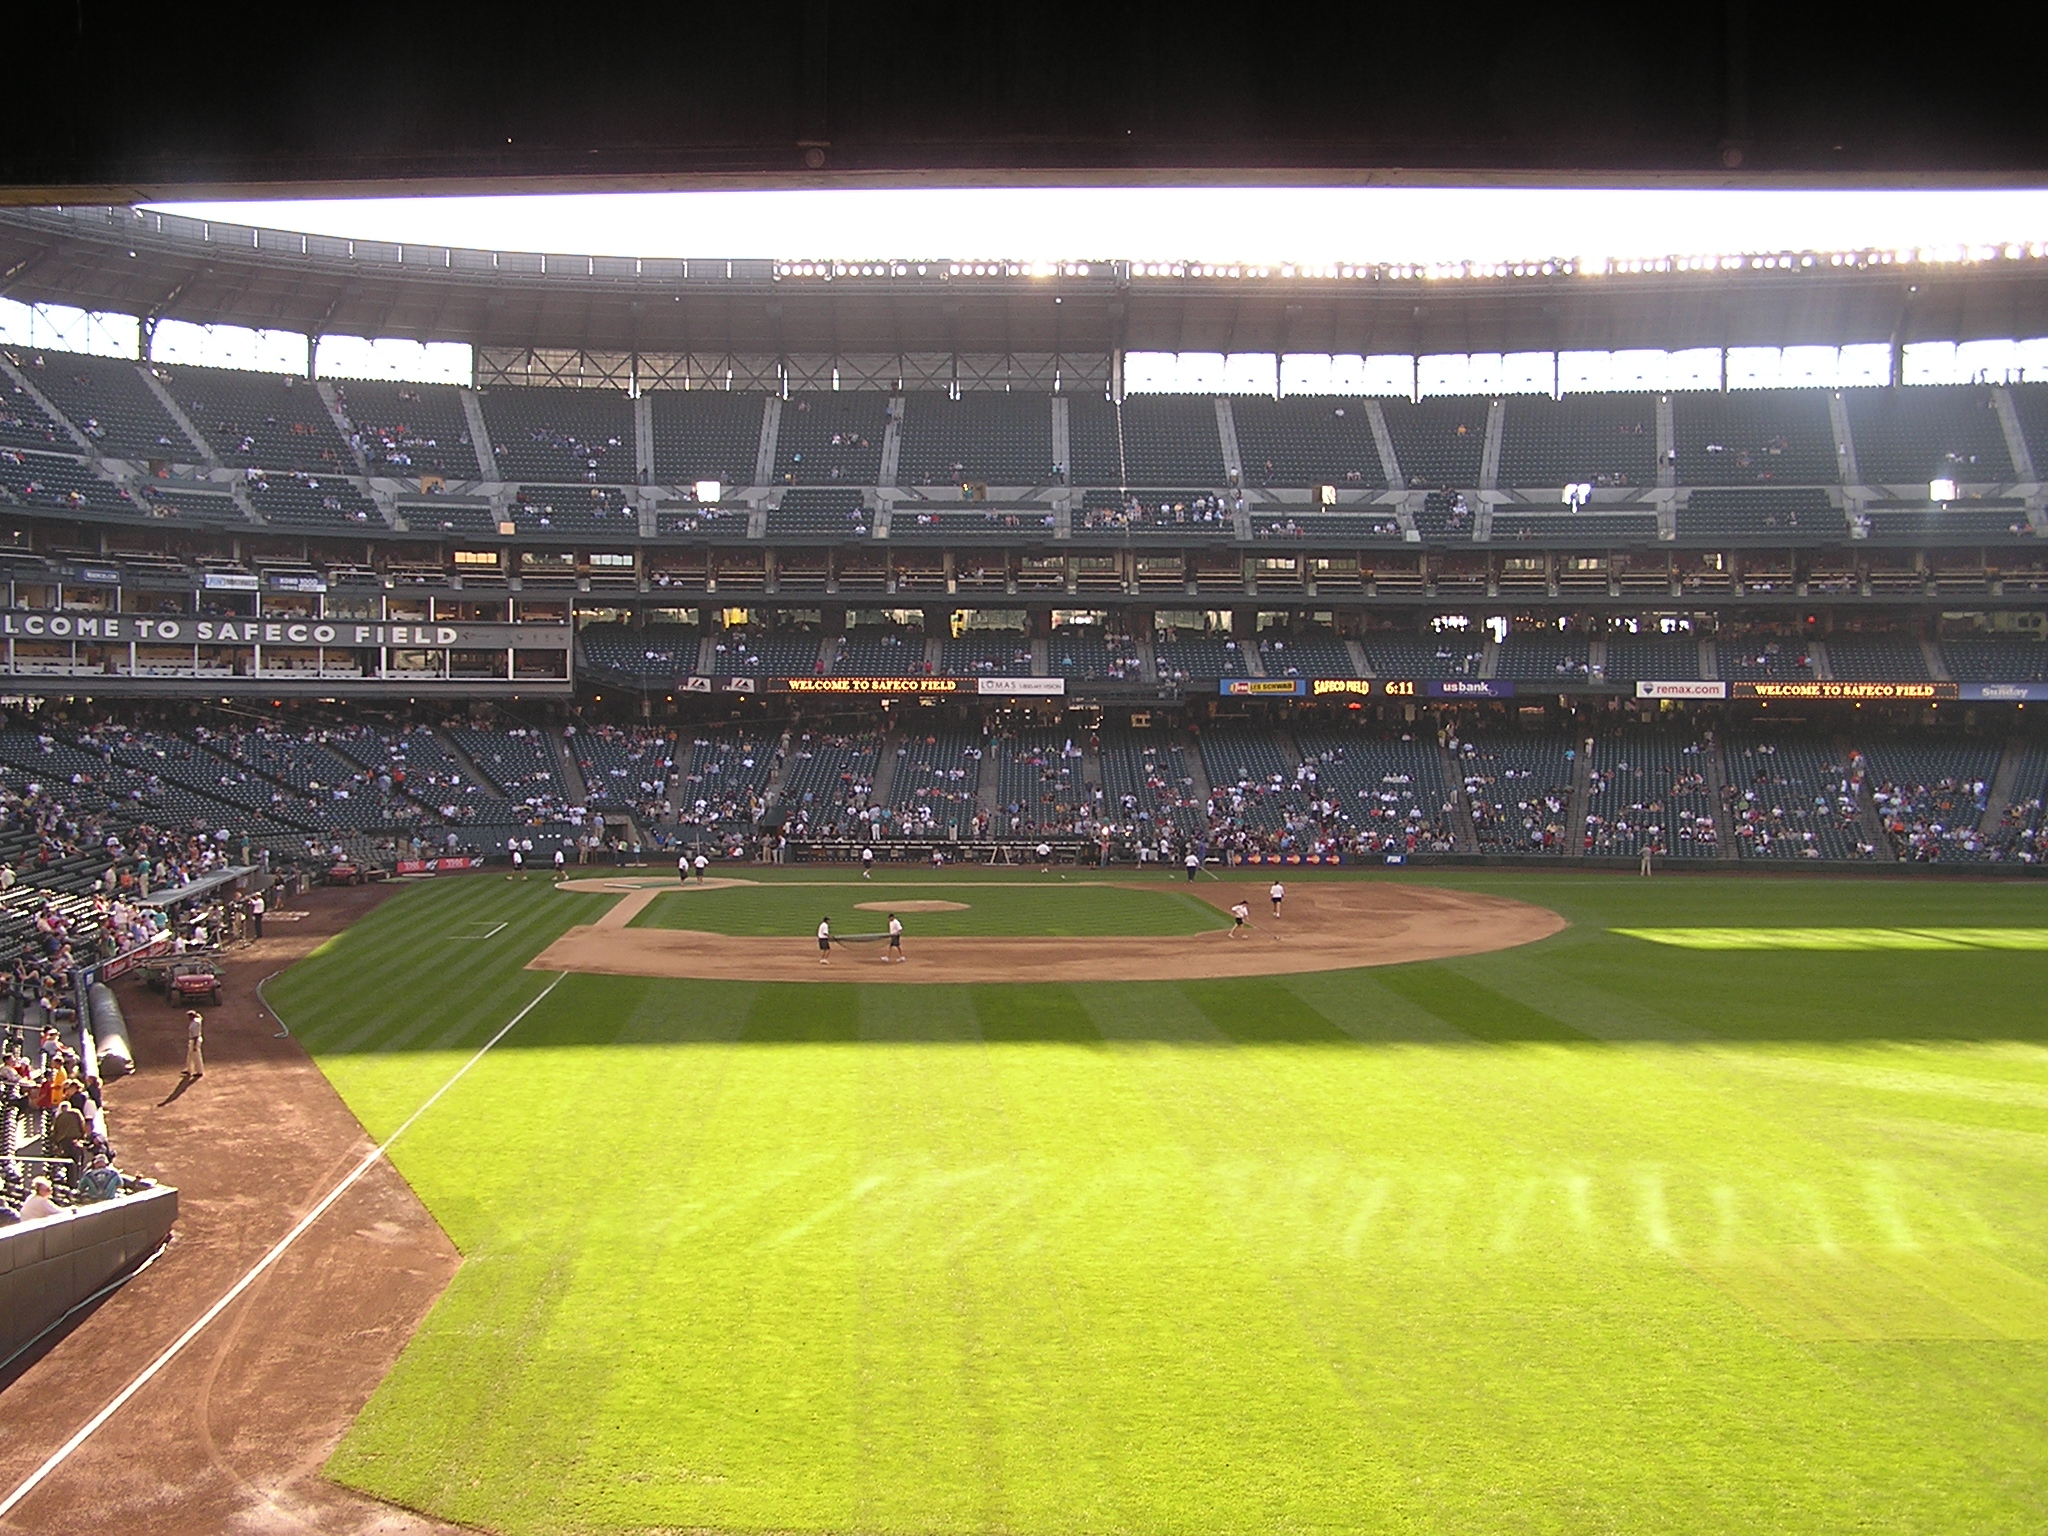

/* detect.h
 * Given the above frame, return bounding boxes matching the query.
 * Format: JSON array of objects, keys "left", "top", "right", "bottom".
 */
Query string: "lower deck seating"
[
  {"left": 776, "top": 731, "right": 882, "bottom": 840},
  {"left": 1292, "top": 727, "right": 1461, "bottom": 855},
  {"left": 1983, "top": 744, "right": 2048, "bottom": 862},
  {"left": 674, "top": 730, "right": 778, "bottom": 837},
  {"left": 1724, "top": 733, "right": 1875, "bottom": 860},
  {"left": 1860, "top": 740, "right": 2003, "bottom": 861},
  {"left": 570, "top": 726, "right": 676, "bottom": 825},
  {"left": 1097, "top": 729, "right": 1204, "bottom": 841},
  {"left": 881, "top": 729, "right": 983, "bottom": 836},
  {"left": 988, "top": 729, "right": 1084, "bottom": 835},
  {"left": 1581, "top": 733, "right": 1722, "bottom": 858},
  {"left": 1455, "top": 733, "right": 1576, "bottom": 854}
]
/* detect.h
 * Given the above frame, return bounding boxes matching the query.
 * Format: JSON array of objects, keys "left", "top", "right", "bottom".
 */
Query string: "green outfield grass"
[
  {"left": 265, "top": 870, "right": 2048, "bottom": 1536},
  {"left": 627, "top": 879, "right": 1231, "bottom": 937}
]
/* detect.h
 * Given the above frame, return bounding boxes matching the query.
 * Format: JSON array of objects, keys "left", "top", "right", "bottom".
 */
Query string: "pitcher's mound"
[{"left": 858, "top": 899, "right": 969, "bottom": 912}]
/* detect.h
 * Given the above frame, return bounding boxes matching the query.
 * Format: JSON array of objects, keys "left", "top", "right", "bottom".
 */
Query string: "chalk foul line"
[{"left": 0, "top": 972, "right": 567, "bottom": 1526}]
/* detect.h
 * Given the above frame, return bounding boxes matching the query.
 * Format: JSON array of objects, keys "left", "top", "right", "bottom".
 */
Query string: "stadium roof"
[
  {"left": 9, "top": 8, "right": 2048, "bottom": 197},
  {"left": 9, "top": 205, "right": 2048, "bottom": 366}
]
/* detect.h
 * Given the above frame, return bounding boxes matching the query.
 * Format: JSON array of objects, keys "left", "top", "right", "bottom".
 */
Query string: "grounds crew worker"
[{"left": 185, "top": 1009, "right": 205, "bottom": 1078}]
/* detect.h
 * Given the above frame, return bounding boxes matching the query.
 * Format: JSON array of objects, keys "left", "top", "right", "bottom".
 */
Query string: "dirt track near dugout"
[
  {"left": 0, "top": 882, "right": 465, "bottom": 1536},
  {"left": 532, "top": 877, "right": 1568, "bottom": 983}
]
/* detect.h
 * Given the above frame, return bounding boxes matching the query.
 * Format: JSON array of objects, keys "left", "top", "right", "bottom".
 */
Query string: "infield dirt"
[{"left": 532, "top": 876, "right": 1567, "bottom": 983}]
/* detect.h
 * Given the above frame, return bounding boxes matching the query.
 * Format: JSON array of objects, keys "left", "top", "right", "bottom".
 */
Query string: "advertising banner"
[
  {"left": 394, "top": 857, "right": 487, "bottom": 874},
  {"left": 1220, "top": 678, "right": 1308, "bottom": 696},
  {"left": 1426, "top": 679, "right": 1516, "bottom": 699},
  {"left": 679, "top": 675, "right": 760, "bottom": 694},
  {"left": 1635, "top": 680, "right": 1729, "bottom": 699},
  {"left": 978, "top": 677, "right": 1067, "bottom": 696},
  {"left": 1731, "top": 681, "right": 1957, "bottom": 701},
  {"left": 775, "top": 676, "right": 966, "bottom": 695},
  {"left": 1960, "top": 683, "right": 2048, "bottom": 701},
  {"left": 88, "top": 932, "right": 175, "bottom": 985}
]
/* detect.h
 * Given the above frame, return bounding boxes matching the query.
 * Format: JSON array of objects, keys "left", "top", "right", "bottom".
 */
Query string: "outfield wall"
[{"left": 0, "top": 1185, "right": 177, "bottom": 1366}]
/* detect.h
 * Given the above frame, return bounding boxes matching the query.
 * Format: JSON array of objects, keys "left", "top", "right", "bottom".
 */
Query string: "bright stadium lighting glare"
[{"left": 145, "top": 186, "right": 2048, "bottom": 269}]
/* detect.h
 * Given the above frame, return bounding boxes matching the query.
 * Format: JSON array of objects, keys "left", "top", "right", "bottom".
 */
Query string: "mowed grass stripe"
[
  {"left": 1374, "top": 962, "right": 1594, "bottom": 1044},
  {"left": 275, "top": 878, "right": 606, "bottom": 1055},
  {"left": 972, "top": 985, "right": 1103, "bottom": 1046}
]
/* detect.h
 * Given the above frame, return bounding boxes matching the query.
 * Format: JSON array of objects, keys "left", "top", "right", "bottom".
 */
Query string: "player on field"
[
  {"left": 1269, "top": 880, "right": 1285, "bottom": 916},
  {"left": 817, "top": 918, "right": 833, "bottom": 963},
  {"left": 1185, "top": 850, "right": 1201, "bottom": 882},
  {"left": 886, "top": 913, "right": 904, "bottom": 962},
  {"left": 678, "top": 851, "right": 690, "bottom": 885},
  {"left": 695, "top": 852, "right": 710, "bottom": 882},
  {"left": 1229, "top": 900, "right": 1250, "bottom": 936},
  {"left": 862, "top": 846, "right": 875, "bottom": 880}
]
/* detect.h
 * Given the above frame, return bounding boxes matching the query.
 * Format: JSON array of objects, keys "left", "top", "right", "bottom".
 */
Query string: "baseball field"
[{"left": 263, "top": 867, "right": 2048, "bottom": 1535}]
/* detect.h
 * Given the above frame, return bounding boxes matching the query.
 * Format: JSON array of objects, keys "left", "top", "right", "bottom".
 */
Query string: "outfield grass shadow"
[{"left": 305, "top": 968, "right": 2048, "bottom": 1055}]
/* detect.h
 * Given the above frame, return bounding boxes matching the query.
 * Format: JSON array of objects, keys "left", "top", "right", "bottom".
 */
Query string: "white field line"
[{"left": 0, "top": 972, "right": 567, "bottom": 1527}]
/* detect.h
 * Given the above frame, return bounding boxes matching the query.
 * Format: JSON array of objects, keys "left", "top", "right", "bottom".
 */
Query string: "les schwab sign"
[{"left": 0, "top": 614, "right": 568, "bottom": 650}]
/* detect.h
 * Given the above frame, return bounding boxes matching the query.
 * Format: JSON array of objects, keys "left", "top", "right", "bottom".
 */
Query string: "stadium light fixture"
[
  {"left": 1930, "top": 477, "right": 1957, "bottom": 503},
  {"left": 695, "top": 480, "right": 722, "bottom": 503}
]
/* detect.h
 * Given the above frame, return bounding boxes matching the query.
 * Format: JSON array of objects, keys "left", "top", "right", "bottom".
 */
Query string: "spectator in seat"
[
  {"left": 77, "top": 1152, "right": 124, "bottom": 1203},
  {"left": 47, "top": 1091, "right": 90, "bottom": 1173},
  {"left": 17, "top": 1177, "right": 61, "bottom": 1221}
]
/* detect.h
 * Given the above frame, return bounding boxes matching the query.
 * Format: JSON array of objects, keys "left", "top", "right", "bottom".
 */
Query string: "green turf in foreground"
[
  {"left": 265, "top": 872, "right": 2048, "bottom": 1535},
  {"left": 627, "top": 880, "right": 1230, "bottom": 936}
]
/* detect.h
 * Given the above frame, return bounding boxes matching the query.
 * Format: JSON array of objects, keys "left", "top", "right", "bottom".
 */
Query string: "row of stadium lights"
[{"left": 774, "top": 246, "right": 2048, "bottom": 283}]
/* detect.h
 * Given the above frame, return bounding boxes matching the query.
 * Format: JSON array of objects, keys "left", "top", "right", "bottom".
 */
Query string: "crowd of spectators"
[
  {"left": 1873, "top": 772, "right": 1990, "bottom": 860},
  {"left": 1255, "top": 516, "right": 1399, "bottom": 539},
  {"left": 1079, "top": 493, "right": 1240, "bottom": 532},
  {"left": 1724, "top": 742, "right": 1879, "bottom": 859},
  {"left": 522, "top": 426, "right": 624, "bottom": 482},
  {"left": 340, "top": 387, "right": 466, "bottom": 474},
  {"left": 2, "top": 1018, "right": 140, "bottom": 1222},
  {"left": 244, "top": 468, "right": 374, "bottom": 523},
  {"left": 1982, "top": 787, "right": 2047, "bottom": 862}
]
